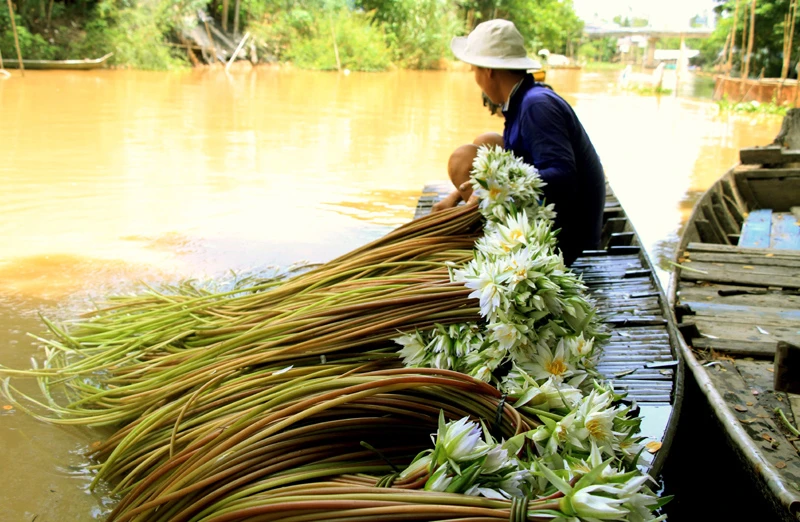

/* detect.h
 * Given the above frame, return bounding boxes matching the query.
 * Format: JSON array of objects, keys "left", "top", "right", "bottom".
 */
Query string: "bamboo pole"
[
  {"left": 203, "top": 19, "right": 218, "bottom": 64},
  {"left": 330, "top": 11, "right": 341, "bottom": 72},
  {"left": 727, "top": 0, "right": 740, "bottom": 75},
  {"left": 740, "top": 1, "right": 748, "bottom": 80},
  {"left": 225, "top": 31, "right": 249, "bottom": 74},
  {"left": 222, "top": 0, "right": 229, "bottom": 32},
  {"left": 781, "top": 0, "right": 797, "bottom": 80},
  {"left": 232, "top": 0, "right": 241, "bottom": 37},
  {"left": 6, "top": 0, "right": 24, "bottom": 76},
  {"left": 742, "top": 0, "right": 756, "bottom": 81},
  {"left": 719, "top": 31, "right": 731, "bottom": 73}
]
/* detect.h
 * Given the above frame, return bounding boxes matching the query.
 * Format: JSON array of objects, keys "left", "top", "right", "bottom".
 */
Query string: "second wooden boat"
[
  {"left": 670, "top": 110, "right": 800, "bottom": 521},
  {"left": 416, "top": 179, "right": 684, "bottom": 478},
  {"left": 3, "top": 52, "right": 113, "bottom": 70}
]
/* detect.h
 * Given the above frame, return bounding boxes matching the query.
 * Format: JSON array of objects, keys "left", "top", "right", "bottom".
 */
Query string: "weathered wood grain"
[
  {"left": 740, "top": 209, "right": 773, "bottom": 248},
  {"left": 771, "top": 213, "right": 800, "bottom": 250},
  {"left": 686, "top": 242, "right": 800, "bottom": 258}
]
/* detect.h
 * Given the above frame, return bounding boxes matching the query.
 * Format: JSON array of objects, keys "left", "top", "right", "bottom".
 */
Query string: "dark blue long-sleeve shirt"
[{"left": 502, "top": 74, "right": 606, "bottom": 265}]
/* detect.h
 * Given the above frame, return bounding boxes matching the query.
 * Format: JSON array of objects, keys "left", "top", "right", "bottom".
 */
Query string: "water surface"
[{"left": 0, "top": 66, "right": 782, "bottom": 519}]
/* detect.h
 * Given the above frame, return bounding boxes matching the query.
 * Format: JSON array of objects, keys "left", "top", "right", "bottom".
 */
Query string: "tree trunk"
[
  {"left": 222, "top": 0, "right": 229, "bottom": 32},
  {"left": 233, "top": 0, "right": 241, "bottom": 37}
]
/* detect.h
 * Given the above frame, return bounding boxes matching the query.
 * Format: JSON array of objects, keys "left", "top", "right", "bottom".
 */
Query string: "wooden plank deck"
[
  {"left": 415, "top": 182, "right": 677, "bottom": 405},
  {"left": 739, "top": 209, "right": 773, "bottom": 248}
]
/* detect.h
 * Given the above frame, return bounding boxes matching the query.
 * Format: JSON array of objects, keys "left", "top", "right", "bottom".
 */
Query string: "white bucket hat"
[{"left": 451, "top": 19, "right": 542, "bottom": 70}]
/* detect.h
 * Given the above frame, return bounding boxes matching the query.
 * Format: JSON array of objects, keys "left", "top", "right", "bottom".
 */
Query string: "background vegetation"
[
  {"left": 697, "top": 0, "right": 800, "bottom": 77},
  {"left": 0, "top": 0, "right": 584, "bottom": 70}
]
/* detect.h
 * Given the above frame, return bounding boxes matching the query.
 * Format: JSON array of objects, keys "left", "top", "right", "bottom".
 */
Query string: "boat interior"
[{"left": 672, "top": 159, "right": 800, "bottom": 519}]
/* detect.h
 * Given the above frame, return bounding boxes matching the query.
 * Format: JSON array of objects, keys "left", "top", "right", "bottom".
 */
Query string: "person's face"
[{"left": 472, "top": 65, "right": 501, "bottom": 105}]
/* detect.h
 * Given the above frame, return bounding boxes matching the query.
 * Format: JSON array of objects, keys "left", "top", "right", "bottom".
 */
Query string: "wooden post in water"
[
  {"left": 727, "top": 0, "right": 740, "bottom": 75},
  {"left": 782, "top": 0, "right": 797, "bottom": 80},
  {"left": 742, "top": 0, "right": 756, "bottom": 81},
  {"left": 6, "top": 0, "right": 24, "bottom": 76},
  {"left": 203, "top": 18, "right": 218, "bottom": 64},
  {"left": 330, "top": 11, "right": 341, "bottom": 72},
  {"left": 233, "top": 0, "right": 241, "bottom": 37}
]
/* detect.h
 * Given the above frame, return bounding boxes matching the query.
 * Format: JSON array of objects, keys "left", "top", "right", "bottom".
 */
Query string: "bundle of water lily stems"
[{"left": 2, "top": 147, "right": 669, "bottom": 521}]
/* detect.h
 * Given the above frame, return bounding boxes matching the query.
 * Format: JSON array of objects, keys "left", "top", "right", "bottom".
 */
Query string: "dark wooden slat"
[
  {"left": 691, "top": 337, "right": 776, "bottom": 356},
  {"left": 678, "top": 261, "right": 800, "bottom": 289},
  {"left": 695, "top": 218, "right": 726, "bottom": 244},
  {"left": 723, "top": 193, "right": 746, "bottom": 226},
  {"left": 702, "top": 203, "right": 732, "bottom": 244},
  {"left": 739, "top": 209, "right": 773, "bottom": 248},
  {"left": 681, "top": 300, "right": 800, "bottom": 323},
  {"left": 677, "top": 284, "right": 800, "bottom": 309},
  {"left": 736, "top": 166, "right": 800, "bottom": 178},
  {"left": 739, "top": 145, "right": 787, "bottom": 164},
  {"left": 749, "top": 178, "right": 800, "bottom": 213},
  {"left": 771, "top": 212, "right": 800, "bottom": 250},
  {"left": 609, "top": 232, "right": 635, "bottom": 247},
  {"left": 681, "top": 317, "right": 800, "bottom": 351},
  {"left": 711, "top": 190, "right": 740, "bottom": 235},
  {"left": 735, "top": 176, "right": 758, "bottom": 211},
  {"left": 678, "top": 260, "right": 800, "bottom": 278},
  {"left": 686, "top": 242, "right": 800, "bottom": 258},
  {"left": 684, "top": 251, "right": 800, "bottom": 268}
]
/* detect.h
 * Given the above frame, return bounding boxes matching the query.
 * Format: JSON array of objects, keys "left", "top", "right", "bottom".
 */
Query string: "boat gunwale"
[{"left": 2, "top": 52, "right": 113, "bottom": 70}]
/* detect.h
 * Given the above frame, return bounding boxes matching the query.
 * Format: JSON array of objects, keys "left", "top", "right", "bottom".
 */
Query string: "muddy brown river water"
[{"left": 0, "top": 67, "right": 783, "bottom": 520}]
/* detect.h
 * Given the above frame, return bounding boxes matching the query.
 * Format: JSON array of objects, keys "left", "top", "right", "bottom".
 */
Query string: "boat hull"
[
  {"left": 669, "top": 136, "right": 800, "bottom": 521},
  {"left": 3, "top": 53, "right": 113, "bottom": 70}
]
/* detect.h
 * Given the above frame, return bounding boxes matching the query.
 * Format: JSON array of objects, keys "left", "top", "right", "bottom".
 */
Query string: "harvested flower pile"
[{"left": 2, "top": 147, "right": 669, "bottom": 521}]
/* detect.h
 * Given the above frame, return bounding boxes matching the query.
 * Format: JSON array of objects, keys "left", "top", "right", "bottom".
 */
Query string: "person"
[{"left": 433, "top": 19, "right": 606, "bottom": 266}]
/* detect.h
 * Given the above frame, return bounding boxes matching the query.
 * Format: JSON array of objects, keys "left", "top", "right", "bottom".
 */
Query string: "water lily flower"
[
  {"left": 425, "top": 463, "right": 453, "bottom": 492},
  {"left": 393, "top": 331, "right": 428, "bottom": 367},
  {"left": 527, "top": 341, "right": 575, "bottom": 383},
  {"left": 438, "top": 417, "right": 489, "bottom": 463}
]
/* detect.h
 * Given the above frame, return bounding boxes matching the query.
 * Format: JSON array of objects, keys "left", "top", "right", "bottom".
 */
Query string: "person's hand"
[
  {"left": 431, "top": 190, "right": 461, "bottom": 212},
  {"left": 458, "top": 181, "right": 473, "bottom": 201}
]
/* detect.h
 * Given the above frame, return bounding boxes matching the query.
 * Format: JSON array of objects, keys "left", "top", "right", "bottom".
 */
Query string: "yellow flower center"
[
  {"left": 489, "top": 188, "right": 502, "bottom": 199},
  {"left": 546, "top": 358, "right": 567, "bottom": 376},
  {"left": 509, "top": 229, "right": 523, "bottom": 242},
  {"left": 585, "top": 418, "right": 608, "bottom": 441}
]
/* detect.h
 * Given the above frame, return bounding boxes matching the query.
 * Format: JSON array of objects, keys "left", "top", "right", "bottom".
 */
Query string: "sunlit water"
[{"left": 0, "top": 66, "right": 782, "bottom": 520}]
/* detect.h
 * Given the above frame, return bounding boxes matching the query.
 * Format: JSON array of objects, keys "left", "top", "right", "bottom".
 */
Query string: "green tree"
[
  {"left": 707, "top": 0, "right": 800, "bottom": 78},
  {"left": 460, "top": 0, "right": 584, "bottom": 55}
]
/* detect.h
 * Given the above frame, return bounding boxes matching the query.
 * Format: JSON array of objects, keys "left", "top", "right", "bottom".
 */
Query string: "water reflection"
[{"left": 0, "top": 67, "right": 784, "bottom": 520}]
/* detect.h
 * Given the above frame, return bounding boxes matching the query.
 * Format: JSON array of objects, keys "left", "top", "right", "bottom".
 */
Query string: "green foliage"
[
  {"left": 717, "top": 96, "right": 790, "bottom": 115},
  {"left": 360, "top": 0, "right": 463, "bottom": 69},
  {"left": 284, "top": 8, "right": 391, "bottom": 71},
  {"left": 3, "top": 0, "right": 585, "bottom": 70},
  {"left": 578, "top": 37, "right": 618, "bottom": 63},
  {"left": 707, "top": 0, "right": 800, "bottom": 77},
  {"left": 0, "top": 10, "right": 58, "bottom": 60}
]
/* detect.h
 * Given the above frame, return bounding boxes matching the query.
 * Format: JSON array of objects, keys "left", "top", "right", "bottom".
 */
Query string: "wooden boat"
[
  {"left": 669, "top": 110, "right": 800, "bottom": 521},
  {"left": 416, "top": 180, "right": 684, "bottom": 478},
  {"left": 3, "top": 52, "right": 113, "bottom": 70}
]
